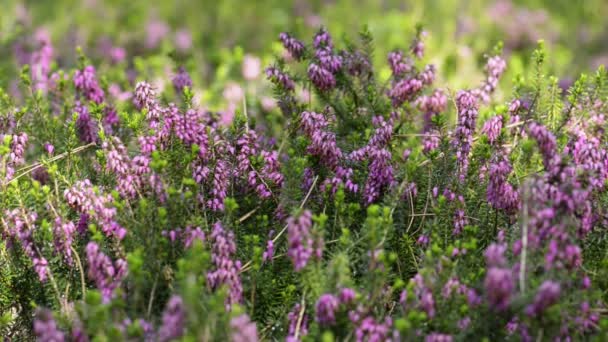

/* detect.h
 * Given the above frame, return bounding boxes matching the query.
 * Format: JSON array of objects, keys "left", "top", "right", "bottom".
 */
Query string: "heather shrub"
[{"left": 2, "top": 2, "right": 608, "bottom": 342}]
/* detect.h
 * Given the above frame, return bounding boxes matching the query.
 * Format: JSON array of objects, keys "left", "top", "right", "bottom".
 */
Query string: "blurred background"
[{"left": 1, "top": 0, "right": 608, "bottom": 111}]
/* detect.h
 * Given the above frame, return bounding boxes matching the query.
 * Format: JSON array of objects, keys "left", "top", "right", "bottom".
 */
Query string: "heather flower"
[
  {"left": 4, "top": 209, "right": 49, "bottom": 282},
  {"left": 109, "top": 46, "right": 126, "bottom": 64},
  {"left": 487, "top": 154, "right": 519, "bottom": 213},
  {"left": 30, "top": 29, "right": 54, "bottom": 93},
  {"left": 484, "top": 267, "right": 513, "bottom": 310},
  {"left": 75, "top": 102, "right": 98, "bottom": 144},
  {"left": 34, "top": 309, "right": 65, "bottom": 342},
  {"left": 174, "top": 29, "right": 192, "bottom": 52},
  {"left": 387, "top": 51, "right": 411, "bottom": 76},
  {"left": 342, "top": 50, "right": 371, "bottom": 76},
  {"left": 230, "top": 314, "right": 259, "bottom": 342},
  {"left": 526, "top": 281, "right": 561, "bottom": 316},
  {"left": 453, "top": 90, "right": 479, "bottom": 181},
  {"left": 53, "top": 217, "right": 76, "bottom": 265},
  {"left": 473, "top": 55, "right": 507, "bottom": 103},
  {"left": 207, "top": 159, "right": 231, "bottom": 211},
  {"left": 527, "top": 122, "right": 559, "bottom": 170},
  {"left": 411, "top": 32, "right": 426, "bottom": 59},
  {"left": 481, "top": 115, "right": 503, "bottom": 143},
  {"left": 354, "top": 318, "right": 392, "bottom": 342},
  {"left": 145, "top": 18, "right": 169, "bottom": 49},
  {"left": 262, "top": 239, "right": 274, "bottom": 262},
  {"left": 223, "top": 82, "right": 244, "bottom": 104},
  {"left": 85, "top": 242, "right": 127, "bottom": 302},
  {"left": 133, "top": 81, "right": 157, "bottom": 111},
  {"left": 172, "top": 66, "right": 192, "bottom": 93},
  {"left": 339, "top": 288, "right": 356, "bottom": 304},
  {"left": 207, "top": 222, "right": 243, "bottom": 310},
  {"left": 363, "top": 147, "right": 394, "bottom": 204},
  {"left": 388, "top": 77, "right": 423, "bottom": 107},
  {"left": 2, "top": 132, "right": 28, "bottom": 180},
  {"left": 458, "top": 317, "right": 471, "bottom": 330},
  {"left": 315, "top": 48, "right": 342, "bottom": 73},
  {"left": 419, "top": 64, "right": 436, "bottom": 85},
  {"left": 308, "top": 63, "right": 336, "bottom": 91},
  {"left": 73, "top": 65, "right": 105, "bottom": 103},
  {"left": 64, "top": 179, "right": 126, "bottom": 239},
  {"left": 315, "top": 294, "right": 339, "bottom": 326},
  {"left": 287, "top": 303, "right": 309, "bottom": 341},
  {"left": 242, "top": 54, "right": 262, "bottom": 80},
  {"left": 453, "top": 208, "right": 467, "bottom": 235},
  {"left": 313, "top": 28, "right": 333, "bottom": 49},
  {"left": 279, "top": 32, "right": 305, "bottom": 60},
  {"left": 484, "top": 243, "right": 507, "bottom": 267},
  {"left": 266, "top": 66, "right": 295, "bottom": 91},
  {"left": 158, "top": 296, "right": 186, "bottom": 341},
  {"left": 183, "top": 226, "right": 206, "bottom": 248},
  {"left": 287, "top": 210, "right": 314, "bottom": 271},
  {"left": 425, "top": 333, "right": 453, "bottom": 342},
  {"left": 300, "top": 111, "right": 343, "bottom": 170}
]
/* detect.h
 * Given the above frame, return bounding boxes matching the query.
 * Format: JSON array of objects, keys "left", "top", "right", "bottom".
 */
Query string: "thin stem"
[
  {"left": 70, "top": 246, "right": 86, "bottom": 297},
  {"left": 294, "top": 295, "right": 306, "bottom": 340}
]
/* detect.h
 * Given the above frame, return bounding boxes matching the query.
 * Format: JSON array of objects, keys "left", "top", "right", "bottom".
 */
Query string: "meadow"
[{"left": 1, "top": 0, "right": 608, "bottom": 340}]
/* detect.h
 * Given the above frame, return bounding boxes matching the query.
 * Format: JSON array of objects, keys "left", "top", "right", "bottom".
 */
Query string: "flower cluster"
[
  {"left": 85, "top": 242, "right": 128, "bottom": 302},
  {"left": 207, "top": 222, "right": 243, "bottom": 309}
]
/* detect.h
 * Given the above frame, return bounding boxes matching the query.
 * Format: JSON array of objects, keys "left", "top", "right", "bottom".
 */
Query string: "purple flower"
[
  {"left": 487, "top": 154, "right": 519, "bottom": 213},
  {"left": 266, "top": 66, "right": 295, "bottom": 91},
  {"left": 133, "top": 81, "right": 157, "bottom": 111},
  {"left": 453, "top": 90, "right": 479, "bottom": 181},
  {"left": 526, "top": 281, "right": 561, "bottom": 316},
  {"left": 484, "top": 243, "right": 507, "bottom": 267},
  {"left": 313, "top": 28, "right": 333, "bottom": 49},
  {"left": 425, "top": 333, "right": 453, "bottom": 342},
  {"left": 34, "top": 309, "right": 65, "bottom": 342},
  {"left": 315, "top": 294, "right": 339, "bottom": 326},
  {"left": 1, "top": 132, "right": 28, "bottom": 180},
  {"left": 484, "top": 267, "right": 513, "bottom": 310},
  {"left": 230, "top": 314, "right": 259, "bottom": 342},
  {"left": 482, "top": 115, "right": 503, "bottom": 143},
  {"left": 172, "top": 66, "right": 192, "bottom": 93},
  {"left": 262, "top": 239, "right": 274, "bottom": 262},
  {"left": 388, "top": 77, "right": 423, "bottom": 107},
  {"left": 419, "top": 64, "right": 436, "bottom": 85},
  {"left": 53, "top": 217, "right": 76, "bottom": 265},
  {"left": 279, "top": 32, "right": 305, "bottom": 60},
  {"left": 74, "top": 102, "right": 98, "bottom": 144},
  {"left": 207, "top": 222, "right": 243, "bottom": 310},
  {"left": 30, "top": 29, "right": 54, "bottom": 93},
  {"left": 175, "top": 29, "right": 192, "bottom": 52},
  {"left": 308, "top": 63, "right": 336, "bottom": 91},
  {"left": 411, "top": 33, "right": 426, "bottom": 59},
  {"left": 4, "top": 209, "right": 49, "bottom": 282},
  {"left": 527, "top": 122, "right": 559, "bottom": 170},
  {"left": 315, "top": 48, "right": 342, "bottom": 73},
  {"left": 362, "top": 147, "right": 394, "bottom": 204},
  {"left": 287, "top": 303, "right": 309, "bottom": 341},
  {"left": 354, "top": 316, "right": 393, "bottom": 342},
  {"left": 85, "top": 242, "right": 127, "bottom": 302},
  {"left": 301, "top": 111, "right": 343, "bottom": 170},
  {"left": 207, "top": 159, "right": 230, "bottom": 211},
  {"left": 145, "top": 19, "right": 169, "bottom": 49},
  {"left": 65, "top": 179, "right": 126, "bottom": 239},
  {"left": 73, "top": 66, "right": 105, "bottom": 103},
  {"left": 387, "top": 51, "right": 411, "bottom": 77},
  {"left": 339, "top": 288, "right": 356, "bottom": 304},
  {"left": 287, "top": 210, "right": 314, "bottom": 271},
  {"left": 473, "top": 55, "right": 507, "bottom": 103},
  {"left": 158, "top": 296, "right": 186, "bottom": 342}
]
